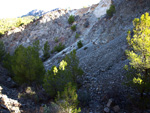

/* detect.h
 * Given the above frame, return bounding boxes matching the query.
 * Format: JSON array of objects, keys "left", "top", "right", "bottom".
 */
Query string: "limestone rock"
[{"left": 93, "top": 0, "right": 112, "bottom": 18}]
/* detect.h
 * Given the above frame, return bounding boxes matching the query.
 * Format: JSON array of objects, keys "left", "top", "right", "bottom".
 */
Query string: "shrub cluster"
[
  {"left": 51, "top": 43, "right": 65, "bottom": 53},
  {"left": 68, "top": 15, "right": 75, "bottom": 24},
  {"left": 77, "top": 40, "right": 83, "bottom": 48},
  {"left": 0, "top": 16, "right": 35, "bottom": 35},
  {"left": 71, "top": 25, "right": 76, "bottom": 31},
  {"left": 54, "top": 37, "right": 59, "bottom": 43},
  {"left": 106, "top": 5, "right": 116, "bottom": 17},
  {"left": 75, "top": 33, "right": 80, "bottom": 39},
  {"left": 43, "top": 41, "right": 50, "bottom": 61},
  {"left": 3, "top": 41, "right": 45, "bottom": 84},
  {"left": 55, "top": 83, "right": 81, "bottom": 113},
  {"left": 43, "top": 50, "right": 83, "bottom": 112},
  {"left": 43, "top": 50, "right": 83, "bottom": 98}
]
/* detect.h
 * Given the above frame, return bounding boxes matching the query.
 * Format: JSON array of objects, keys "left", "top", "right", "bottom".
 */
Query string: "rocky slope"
[
  {"left": 21, "top": 8, "right": 60, "bottom": 18},
  {"left": 1, "top": 0, "right": 150, "bottom": 112}
]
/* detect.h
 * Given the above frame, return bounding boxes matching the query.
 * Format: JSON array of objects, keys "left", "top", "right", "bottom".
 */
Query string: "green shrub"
[
  {"left": 0, "top": 16, "right": 35, "bottom": 36},
  {"left": 63, "top": 50, "right": 83, "bottom": 83},
  {"left": 43, "top": 50, "right": 83, "bottom": 98},
  {"left": 77, "top": 40, "right": 83, "bottom": 48},
  {"left": 51, "top": 50, "right": 54, "bottom": 54},
  {"left": 33, "top": 40, "right": 40, "bottom": 55},
  {"left": 53, "top": 43, "right": 65, "bottom": 52},
  {"left": 55, "top": 37, "right": 59, "bottom": 43},
  {"left": 68, "top": 15, "right": 75, "bottom": 24},
  {"left": 3, "top": 53, "right": 13, "bottom": 74},
  {"left": 16, "top": 18, "right": 23, "bottom": 27},
  {"left": 71, "top": 25, "right": 76, "bottom": 31},
  {"left": 124, "top": 12, "right": 150, "bottom": 97},
  {"left": 106, "top": 5, "right": 116, "bottom": 17},
  {"left": 4, "top": 45, "right": 45, "bottom": 84},
  {"left": 43, "top": 41, "right": 50, "bottom": 61},
  {"left": 75, "top": 33, "right": 80, "bottom": 39},
  {"left": 0, "top": 41, "right": 6, "bottom": 62},
  {"left": 43, "top": 60, "right": 73, "bottom": 98},
  {"left": 55, "top": 82, "right": 81, "bottom": 113}
]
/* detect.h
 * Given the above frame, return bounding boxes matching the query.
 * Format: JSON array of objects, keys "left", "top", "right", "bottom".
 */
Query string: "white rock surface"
[{"left": 93, "top": 0, "right": 112, "bottom": 18}]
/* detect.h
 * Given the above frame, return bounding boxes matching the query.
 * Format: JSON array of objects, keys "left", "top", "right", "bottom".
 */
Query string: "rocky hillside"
[
  {"left": 1, "top": 0, "right": 150, "bottom": 112},
  {"left": 21, "top": 8, "right": 60, "bottom": 18}
]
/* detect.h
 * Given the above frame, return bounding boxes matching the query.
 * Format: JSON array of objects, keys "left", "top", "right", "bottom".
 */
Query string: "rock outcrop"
[{"left": 93, "top": 0, "right": 111, "bottom": 18}]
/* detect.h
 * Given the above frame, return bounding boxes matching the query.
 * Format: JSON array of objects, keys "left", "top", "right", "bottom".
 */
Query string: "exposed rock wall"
[{"left": 93, "top": 0, "right": 111, "bottom": 18}]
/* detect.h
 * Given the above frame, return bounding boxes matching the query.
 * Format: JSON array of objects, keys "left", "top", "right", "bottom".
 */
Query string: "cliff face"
[{"left": 1, "top": 0, "right": 150, "bottom": 112}]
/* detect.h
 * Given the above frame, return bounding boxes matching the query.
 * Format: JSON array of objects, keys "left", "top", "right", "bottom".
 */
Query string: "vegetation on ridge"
[
  {"left": 68, "top": 15, "right": 75, "bottom": 24},
  {"left": 0, "top": 16, "right": 35, "bottom": 36}
]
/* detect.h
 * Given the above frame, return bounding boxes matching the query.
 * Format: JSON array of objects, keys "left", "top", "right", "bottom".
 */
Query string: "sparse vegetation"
[
  {"left": 77, "top": 40, "right": 83, "bottom": 48},
  {"left": 55, "top": 37, "right": 59, "bottom": 43},
  {"left": 75, "top": 33, "right": 80, "bottom": 39},
  {"left": 43, "top": 60, "right": 73, "bottom": 97},
  {"left": 63, "top": 50, "right": 84, "bottom": 83},
  {"left": 124, "top": 12, "right": 150, "bottom": 97},
  {"left": 106, "top": 5, "right": 116, "bottom": 17},
  {"left": 55, "top": 83, "right": 81, "bottom": 113},
  {"left": 71, "top": 25, "right": 76, "bottom": 31},
  {"left": 0, "top": 16, "right": 35, "bottom": 35},
  {"left": 68, "top": 15, "right": 75, "bottom": 24},
  {"left": 18, "top": 87, "right": 39, "bottom": 103},
  {"left": 43, "top": 41, "right": 50, "bottom": 61},
  {"left": 18, "top": 87, "right": 36, "bottom": 98},
  {"left": 53, "top": 43, "right": 65, "bottom": 53}
]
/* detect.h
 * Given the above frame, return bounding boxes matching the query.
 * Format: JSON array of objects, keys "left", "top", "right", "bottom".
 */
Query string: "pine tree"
[
  {"left": 125, "top": 12, "right": 150, "bottom": 97},
  {"left": 55, "top": 82, "right": 81, "bottom": 113},
  {"left": 43, "top": 41, "right": 50, "bottom": 61},
  {"left": 43, "top": 60, "right": 73, "bottom": 98},
  {"left": 4, "top": 45, "right": 45, "bottom": 84},
  {"left": 43, "top": 50, "right": 84, "bottom": 98},
  {"left": 33, "top": 40, "right": 40, "bottom": 56},
  {"left": 63, "top": 50, "right": 83, "bottom": 83}
]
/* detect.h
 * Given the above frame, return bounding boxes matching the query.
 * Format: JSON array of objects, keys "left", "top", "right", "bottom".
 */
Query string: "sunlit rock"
[{"left": 93, "top": 0, "right": 112, "bottom": 18}]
